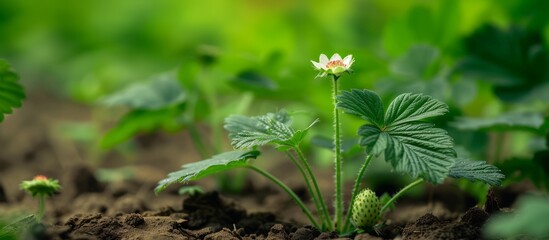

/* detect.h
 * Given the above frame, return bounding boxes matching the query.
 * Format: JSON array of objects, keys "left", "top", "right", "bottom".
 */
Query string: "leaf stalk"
[
  {"left": 246, "top": 165, "right": 320, "bottom": 229},
  {"left": 380, "top": 178, "right": 424, "bottom": 214},
  {"left": 293, "top": 147, "right": 334, "bottom": 231},
  {"left": 343, "top": 154, "right": 373, "bottom": 231}
]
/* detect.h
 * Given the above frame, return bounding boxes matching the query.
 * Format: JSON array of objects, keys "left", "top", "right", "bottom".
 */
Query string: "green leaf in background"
[
  {"left": 381, "top": 0, "right": 460, "bottom": 56},
  {"left": 339, "top": 90, "right": 455, "bottom": 183},
  {"left": 377, "top": 44, "right": 476, "bottom": 107},
  {"left": 448, "top": 158, "right": 505, "bottom": 186},
  {"left": 496, "top": 157, "right": 549, "bottom": 190},
  {"left": 0, "top": 60, "right": 25, "bottom": 123},
  {"left": 390, "top": 45, "right": 439, "bottom": 78},
  {"left": 95, "top": 167, "right": 136, "bottom": 182},
  {"left": 224, "top": 111, "right": 317, "bottom": 149},
  {"left": 155, "top": 150, "right": 260, "bottom": 193},
  {"left": 100, "top": 73, "right": 186, "bottom": 110},
  {"left": 177, "top": 185, "right": 204, "bottom": 196},
  {"left": 484, "top": 195, "right": 549, "bottom": 239},
  {"left": 459, "top": 25, "right": 549, "bottom": 103},
  {"left": 100, "top": 105, "right": 185, "bottom": 149},
  {"left": 310, "top": 136, "right": 361, "bottom": 154},
  {"left": 450, "top": 112, "right": 545, "bottom": 132},
  {"left": 229, "top": 70, "right": 278, "bottom": 92}
]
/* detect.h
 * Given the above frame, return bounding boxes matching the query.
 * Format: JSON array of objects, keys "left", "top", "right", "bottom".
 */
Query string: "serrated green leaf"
[
  {"left": 155, "top": 150, "right": 260, "bottom": 193},
  {"left": 340, "top": 90, "right": 455, "bottom": 183},
  {"left": 0, "top": 60, "right": 25, "bottom": 123},
  {"left": 224, "top": 111, "right": 316, "bottom": 149},
  {"left": 337, "top": 89, "right": 384, "bottom": 127},
  {"left": 359, "top": 123, "right": 456, "bottom": 183},
  {"left": 451, "top": 112, "right": 544, "bottom": 132},
  {"left": 384, "top": 93, "right": 448, "bottom": 126},
  {"left": 100, "top": 73, "right": 185, "bottom": 110},
  {"left": 449, "top": 158, "right": 505, "bottom": 186}
]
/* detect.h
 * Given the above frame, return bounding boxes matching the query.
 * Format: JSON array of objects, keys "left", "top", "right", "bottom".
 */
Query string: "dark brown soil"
[{"left": 0, "top": 93, "right": 514, "bottom": 239}]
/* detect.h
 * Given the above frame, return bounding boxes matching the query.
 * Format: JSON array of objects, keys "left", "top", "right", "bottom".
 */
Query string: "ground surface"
[{"left": 0, "top": 93, "right": 513, "bottom": 239}]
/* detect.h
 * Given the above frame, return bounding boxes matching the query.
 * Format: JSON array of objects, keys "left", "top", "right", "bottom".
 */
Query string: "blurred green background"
[
  {"left": 1, "top": 0, "right": 549, "bottom": 197},
  {"left": 1, "top": 0, "right": 547, "bottom": 103}
]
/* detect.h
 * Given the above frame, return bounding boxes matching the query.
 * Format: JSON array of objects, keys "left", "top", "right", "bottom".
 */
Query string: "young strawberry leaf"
[
  {"left": 0, "top": 60, "right": 25, "bottom": 123},
  {"left": 155, "top": 150, "right": 260, "bottom": 193},
  {"left": 449, "top": 158, "right": 505, "bottom": 186},
  {"left": 339, "top": 90, "right": 455, "bottom": 183},
  {"left": 384, "top": 93, "right": 449, "bottom": 126},
  {"left": 335, "top": 89, "right": 384, "bottom": 127},
  {"left": 224, "top": 111, "right": 317, "bottom": 149}
]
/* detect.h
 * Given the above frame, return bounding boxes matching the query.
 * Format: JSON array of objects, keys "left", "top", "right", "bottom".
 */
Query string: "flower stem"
[
  {"left": 294, "top": 147, "right": 334, "bottom": 231},
  {"left": 37, "top": 194, "right": 45, "bottom": 222},
  {"left": 343, "top": 154, "right": 373, "bottom": 231},
  {"left": 332, "top": 75, "right": 343, "bottom": 231},
  {"left": 380, "top": 179, "right": 424, "bottom": 214},
  {"left": 246, "top": 165, "right": 320, "bottom": 229}
]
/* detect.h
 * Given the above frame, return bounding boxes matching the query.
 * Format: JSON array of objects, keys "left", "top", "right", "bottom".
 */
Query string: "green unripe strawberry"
[{"left": 351, "top": 188, "right": 380, "bottom": 229}]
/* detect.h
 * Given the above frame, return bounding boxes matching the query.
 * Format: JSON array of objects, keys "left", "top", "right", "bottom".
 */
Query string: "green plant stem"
[
  {"left": 286, "top": 152, "right": 325, "bottom": 228},
  {"left": 332, "top": 75, "right": 343, "bottom": 231},
  {"left": 343, "top": 154, "right": 373, "bottom": 231},
  {"left": 380, "top": 179, "right": 424, "bottom": 214},
  {"left": 188, "top": 125, "right": 209, "bottom": 158},
  {"left": 246, "top": 165, "right": 320, "bottom": 229},
  {"left": 294, "top": 147, "right": 334, "bottom": 231},
  {"left": 37, "top": 194, "right": 45, "bottom": 221}
]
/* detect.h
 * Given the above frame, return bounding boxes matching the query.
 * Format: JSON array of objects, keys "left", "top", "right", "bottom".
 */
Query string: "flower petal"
[
  {"left": 330, "top": 53, "right": 342, "bottom": 61},
  {"left": 319, "top": 54, "right": 329, "bottom": 64},
  {"left": 311, "top": 60, "right": 324, "bottom": 69},
  {"left": 343, "top": 55, "right": 353, "bottom": 66}
]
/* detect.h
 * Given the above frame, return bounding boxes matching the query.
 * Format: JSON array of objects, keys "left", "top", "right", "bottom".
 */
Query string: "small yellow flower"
[{"left": 311, "top": 53, "right": 354, "bottom": 78}]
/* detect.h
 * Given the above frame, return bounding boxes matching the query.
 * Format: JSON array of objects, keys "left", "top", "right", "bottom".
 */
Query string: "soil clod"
[
  {"left": 460, "top": 207, "right": 489, "bottom": 227},
  {"left": 267, "top": 223, "right": 289, "bottom": 240},
  {"left": 125, "top": 213, "right": 145, "bottom": 227},
  {"left": 291, "top": 226, "right": 318, "bottom": 240}
]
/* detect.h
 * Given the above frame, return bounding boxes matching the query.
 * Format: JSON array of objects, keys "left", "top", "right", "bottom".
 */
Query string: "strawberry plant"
[
  {"left": 20, "top": 175, "right": 61, "bottom": 222},
  {"left": 156, "top": 54, "right": 505, "bottom": 234}
]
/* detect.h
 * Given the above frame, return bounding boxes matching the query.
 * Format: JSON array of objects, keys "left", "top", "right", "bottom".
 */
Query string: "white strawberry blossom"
[{"left": 311, "top": 53, "right": 354, "bottom": 78}]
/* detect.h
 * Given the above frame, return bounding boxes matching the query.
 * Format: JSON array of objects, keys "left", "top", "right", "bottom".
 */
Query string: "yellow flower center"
[{"left": 326, "top": 60, "right": 346, "bottom": 69}]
